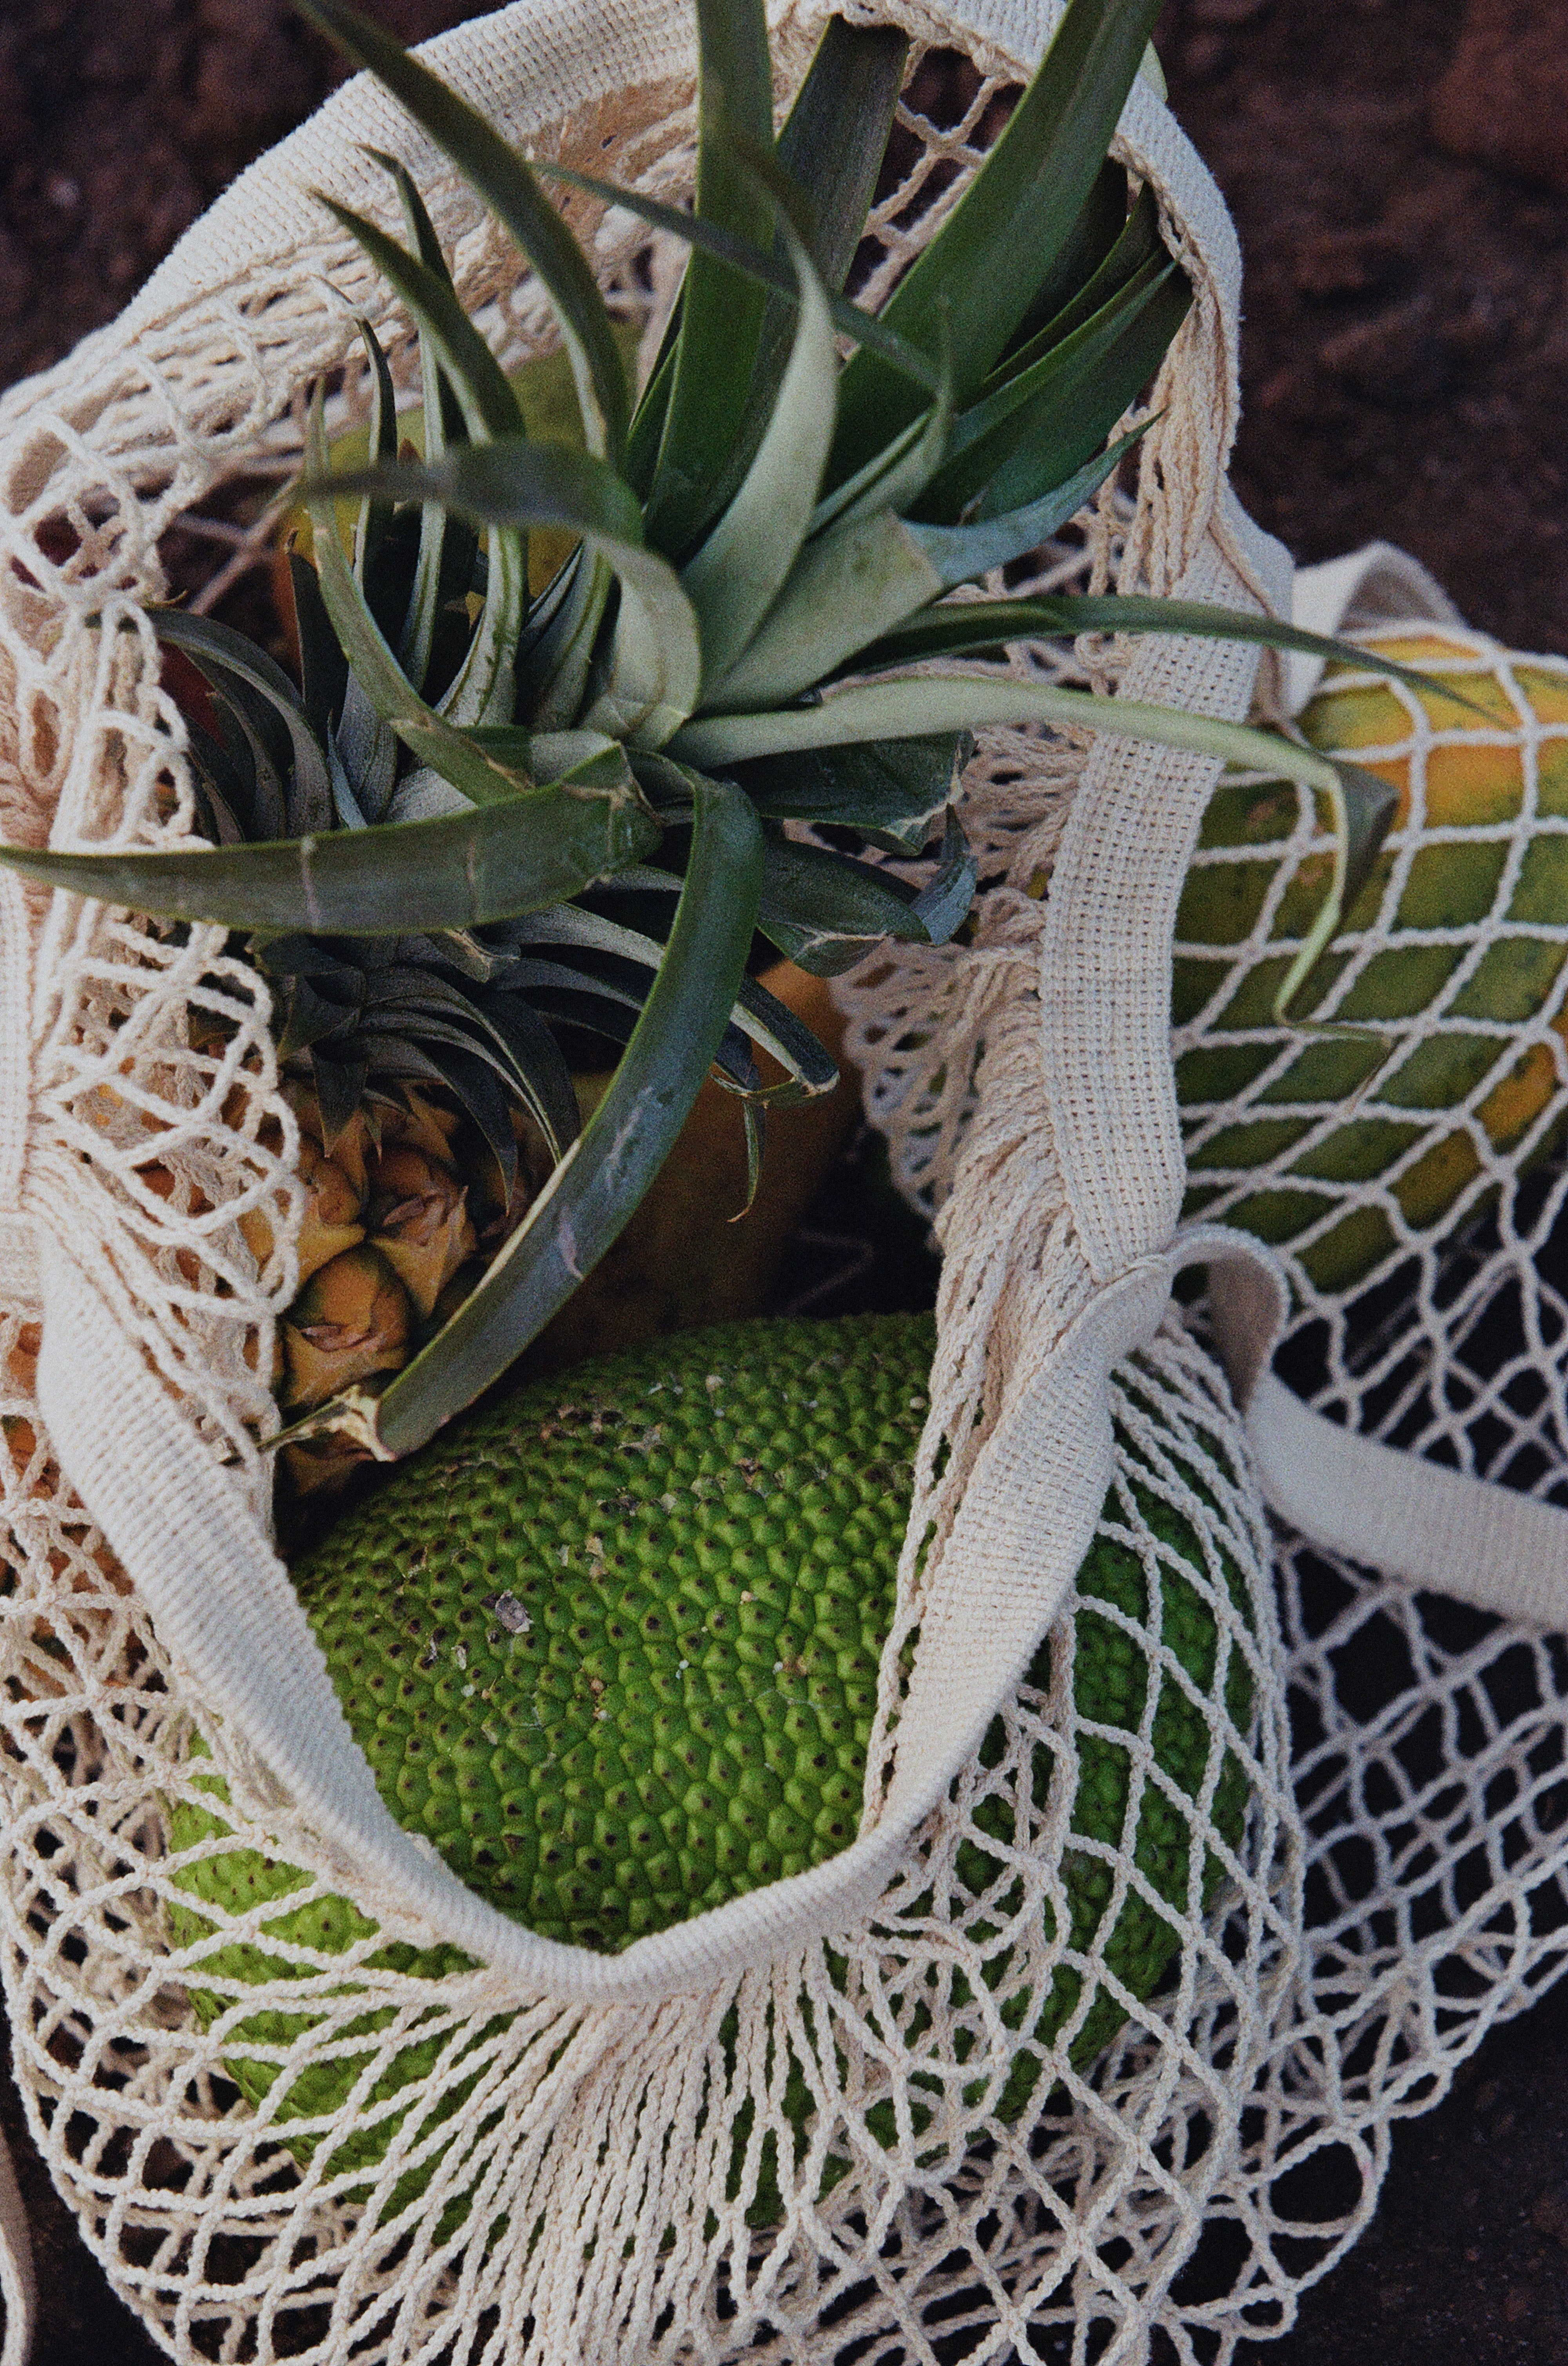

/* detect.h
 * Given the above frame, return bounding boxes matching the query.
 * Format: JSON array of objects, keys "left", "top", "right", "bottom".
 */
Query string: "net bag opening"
[{"left": 0, "top": 5, "right": 1312, "bottom": 2360}]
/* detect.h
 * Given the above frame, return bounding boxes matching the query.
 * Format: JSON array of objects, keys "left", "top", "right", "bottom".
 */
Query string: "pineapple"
[{"left": 2, "top": 0, "right": 1441, "bottom": 1461}]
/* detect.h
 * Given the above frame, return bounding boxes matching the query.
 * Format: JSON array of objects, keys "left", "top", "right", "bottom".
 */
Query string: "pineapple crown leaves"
[{"left": 0, "top": 0, "right": 1485, "bottom": 1459}]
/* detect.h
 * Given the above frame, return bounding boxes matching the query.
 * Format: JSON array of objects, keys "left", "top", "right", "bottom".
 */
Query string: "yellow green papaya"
[{"left": 1176, "top": 632, "right": 1568, "bottom": 1291}]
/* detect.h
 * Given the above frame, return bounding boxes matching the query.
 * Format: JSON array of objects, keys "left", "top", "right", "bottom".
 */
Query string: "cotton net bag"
[
  {"left": 0, "top": 3, "right": 1315, "bottom": 2361},
  {"left": 1164, "top": 538, "right": 1568, "bottom": 2304}
]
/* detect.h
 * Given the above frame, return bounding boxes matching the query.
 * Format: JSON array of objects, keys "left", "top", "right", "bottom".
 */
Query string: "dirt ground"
[
  {"left": 1, "top": 1, "right": 1566, "bottom": 2360},
  {"left": 1157, "top": 0, "right": 1568, "bottom": 658}
]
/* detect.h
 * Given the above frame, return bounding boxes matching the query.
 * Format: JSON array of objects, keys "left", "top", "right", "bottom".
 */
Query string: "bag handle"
[
  {"left": 1252, "top": 1368, "right": 1568, "bottom": 1626},
  {"left": 1201, "top": 1245, "right": 1568, "bottom": 1627},
  {"left": 1283, "top": 541, "right": 1462, "bottom": 715}
]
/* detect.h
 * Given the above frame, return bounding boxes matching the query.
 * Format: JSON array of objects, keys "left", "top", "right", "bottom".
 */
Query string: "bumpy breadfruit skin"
[
  {"left": 167, "top": 1314, "right": 1252, "bottom": 2174},
  {"left": 307, "top": 1312, "right": 925, "bottom": 1950}
]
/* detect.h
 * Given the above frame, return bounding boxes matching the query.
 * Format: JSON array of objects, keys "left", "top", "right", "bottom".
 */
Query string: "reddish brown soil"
[
  {"left": 1156, "top": 0, "right": 1568, "bottom": 658},
  {"left": 2, "top": 4, "right": 1567, "bottom": 2362}
]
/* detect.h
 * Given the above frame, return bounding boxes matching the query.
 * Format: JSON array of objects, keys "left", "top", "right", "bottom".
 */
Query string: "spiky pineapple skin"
[
  {"left": 270, "top": 959, "right": 858, "bottom": 1504},
  {"left": 1176, "top": 633, "right": 1568, "bottom": 1290}
]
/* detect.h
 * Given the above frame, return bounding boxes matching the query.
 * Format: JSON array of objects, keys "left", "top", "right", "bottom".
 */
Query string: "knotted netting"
[
  {"left": 1161, "top": 563, "right": 1568, "bottom": 2299},
  {"left": 0, "top": 4, "right": 1535, "bottom": 2363}
]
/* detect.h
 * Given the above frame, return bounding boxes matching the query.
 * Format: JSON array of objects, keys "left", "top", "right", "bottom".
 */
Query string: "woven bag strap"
[
  {"left": 1200, "top": 1254, "right": 1568, "bottom": 1628},
  {"left": 1251, "top": 1370, "right": 1568, "bottom": 1626}
]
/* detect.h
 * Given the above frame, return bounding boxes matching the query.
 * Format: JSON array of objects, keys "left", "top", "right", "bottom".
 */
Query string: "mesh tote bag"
[
  {"left": 1175, "top": 539, "right": 1568, "bottom": 2301},
  {"left": 0, "top": 2, "right": 1354, "bottom": 2360}
]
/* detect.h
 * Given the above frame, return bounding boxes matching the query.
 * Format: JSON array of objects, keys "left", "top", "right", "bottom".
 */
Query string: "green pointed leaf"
[
  {"left": 487, "top": 949, "right": 648, "bottom": 1025},
  {"left": 988, "top": 179, "right": 1165, "bottom": 404},
  {"left": 503, "top": 899, "right": 834, "bottom": 1092},
  {"left": 265, "top": 969, "right": 358, "bottom": 1063},
  {"left": 211, "top": 682, "right": 292, "bottom": 840},
  {"left": 830, "top": 0, "right": 1166, "bottom": 482},
  {"left": 424, "top": 1044, "right": 524, "bottom": 1191},
  {"left": 755, "top": 827, "right": 973, "bottom": 976},
  {"left": 152, "top": 606, "right": 334, "bottom": 832},
  {"left": 325, "top": 720, "right": 371, "bottom": 828},
  {"left": 182, "top": 732, "right": 252, "bottom": 848},
  {"left": 972, "top": 275, "right": 1188, "bottom": 524},
  {"left": 367, "top": 147, "right": 460, "bottom": 691},
  {"left": 641, "top": 0, "right": 777, "bottom": 556},
  {"left": 735, "top": 730, "right": 971, "bottom": 852},
  {"left": 0, "top": 768, "right": 659, "bottom": 935},
  {"left": 359, "top": 195, "right": 484, "bottom": 710},
  {"left": 351, "top": 315, "right": 399, "bottom": 591},
  {"left": 783, "top": 20, "right": 909, "bottom": 289},
  {"left": 339, "top": 1029, "right": 523, "bottom": 1187},
  {"left": 475, "top": 984, "right": 586, "bottom": 1159},
  {"left": 360, "top": 774, "right": 765, "bottom": 1454},
  {"left": 507, "top": 903, "right": 666, "bottom": 966},
  {"left": 848, "top": 594, "right": 1497, "bottom": 717},
  {"left": 320, "top": 445, "right": 701, "bottom": 744},
  {"left": 187, "top": 685, "right": 272, "bottom": 840},
  {"left": 517, "top": 540, "right": 581, "bottom": 663},
  {"left": 739, "top": 1100, "right": 765, "bottom": 1206},
  {"left": 285, "top": 552, "right": 349, "bottom": 764},
  {"left": 523, "top": 548, "right": 611, "bottom": 731},
  {"left": 994, "top": 157, "right": 1128, "bottom": 367},
  {"left": 668, "top": 674, "right": 1368, "bottom": 812},
  {"left": 500, "top": 913, "right": 682, "bottom": 1033},
  {"left": 313, "top": 1051, "right": 370, "bottom": 1149},
  {"left": 681, "top": 218, "right": 838, "bottom": 689},
  {"left": 915, "top": 805, "right": 980, "bottom": 943},
  {"left": 518, "top": 985, "right": 638, "bottom": 1055},
  {"left": 732, "top": 970, "right": 838, "bottom": 1094},
  {"left": 583, "top": 570, "right": 694, "bottom": 745},
  {"left": 721, "top": 15, "right": 908, "bottom": 480},
  {"left": 704, "top": 429, "right": 1138, "bottom": 714},
  {"left": 304, "top": 400, "right": 530, "bottom": 807},
  {"left": 296, "top": 0, "right": 628, "bottom": 460},
  {"left": 702, "top": 507, "right": 943, "bottom": 712},
  {"left": 531, "top": 155, "right": 942, "bottom": 398},
  {"left": 311, "top": 195, "right": 526, "bottom": 730},
  {"left": 623, "top": 18, "right": 906, "bottom": 496},
  {"left": 903, "top": 425, "right": 1148, "bottom": 589},
  {"left": 807, "top": 408, "right": 927, "bottom": 540},
  {"left": 1274, "top": 760, "right": 1401, "bottom": 1022},
  {"left": 315, "top": 196, "right": 522, "bottom": 445},
  {"left": 356, "top": 979, "right": 581, "bottom": 1169},
  {"left": 810, "top": 343, "right": 956, "bottom": 539},
  {"left": 624, "top": 340, "right": 677, "bottom": 504},
  {"left": 916, "top": 251, "right": 1188, "bottom": 524},
  {"left": 305, "top": 442, "right": 635, "bottom": 585},
  {"left": 334, "top": 667, "right": 398, "bottom": 823},
  {"left": 848, "top": 595, "right": 1069, "bottom": 671}
]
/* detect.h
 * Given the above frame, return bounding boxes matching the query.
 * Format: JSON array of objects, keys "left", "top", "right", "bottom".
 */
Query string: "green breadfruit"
[{"left": 167, "top": 1313, "right": 1253, "bottom": 2208}]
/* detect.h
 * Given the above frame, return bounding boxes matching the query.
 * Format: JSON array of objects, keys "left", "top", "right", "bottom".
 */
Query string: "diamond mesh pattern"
[
  {"left": 0, "top": 1311, "right": 1294, "bottom": 2365},
  {"left": 0, "top": 5, "right": 1338, "bottom": 2361},
  {"left": 1174, "top": 623, "right": 1568, "bottom": 2321}
]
